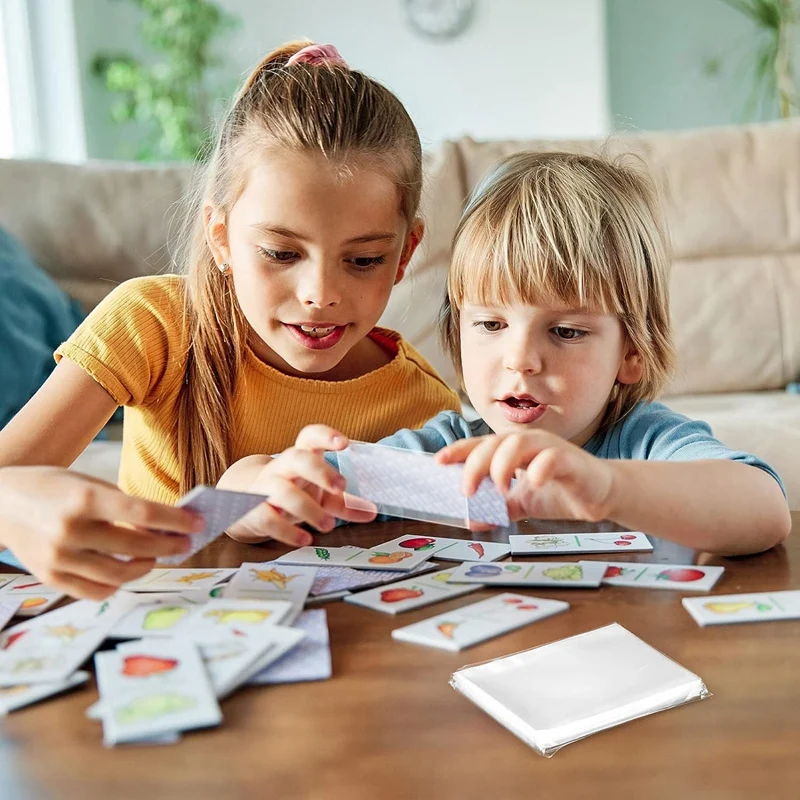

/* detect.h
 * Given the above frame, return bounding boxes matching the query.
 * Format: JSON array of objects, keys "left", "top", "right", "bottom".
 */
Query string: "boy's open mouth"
[{"left": 498, "top": 395, "right": 547, "bottom": 424}]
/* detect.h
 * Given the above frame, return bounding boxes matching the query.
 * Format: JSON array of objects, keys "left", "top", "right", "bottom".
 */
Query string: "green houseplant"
[{"left": 91, "top": 0, "right": 237, "bottom": 161}]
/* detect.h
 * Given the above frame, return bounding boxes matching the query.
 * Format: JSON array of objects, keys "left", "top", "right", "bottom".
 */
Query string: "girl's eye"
[
  {"left": 475, "top": 320, "right": 505, "bottom": 333},
  {"left": 258, "top": 248, "right": 297, "bottom": 263},
  {"left": 552, "top": 326, "right": 586, "bottom": 341},
  {"left": 347, "top": 256, "right": 385, "bottom": 270}
]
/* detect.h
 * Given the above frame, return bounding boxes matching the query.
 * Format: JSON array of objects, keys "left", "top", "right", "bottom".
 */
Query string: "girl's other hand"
[
  {"left": 0, "top": 466, "right": 204, "bottom": 600},
  {"left": 226, "top": 425, "right": 377, "bottom": 546}
]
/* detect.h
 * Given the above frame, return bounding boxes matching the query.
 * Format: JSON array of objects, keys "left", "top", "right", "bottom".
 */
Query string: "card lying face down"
[
  {"left": 338, "top": 441, "right": 510, "bottom": 528},
  {"left": 682, "top": 590, "right": 800, "bottom": 626},
  {"left": 392, "top": 593, "right": 569, "bottom": 651},
  {"left": 450, "top": 623, "right": 710, "bottom": 756},
  {"left": 157, "top": 486, "right": 268, "bottom": 566},
  {"left": 510, "top": 532, "right": 652, "bottom": 556}
]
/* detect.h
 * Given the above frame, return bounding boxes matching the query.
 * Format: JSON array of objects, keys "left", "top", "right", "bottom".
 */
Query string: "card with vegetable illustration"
[
  {"left": 345, "top": 568, "right": 481, "bottom": 614},
  {"left": 121, "top": 568, "right": 237, "bottom": 593},
  {"left": 222, "top": 564, "right": 317, "bottom": 622},
  {"left": 588, "top": 562, "right": 724, "bottom": 591},
  {"left": 0, "top": 575, "right": 64, "bottom": 617},
  {"left": 392, "top": 593, "right": 569, "bottom": 651},
  {"left": 444, "top": 561, "right": 606, "bottom": 588},
  {"left": 509, "top": 532, "right": 652, "bottom": 555},
  {"left": 94, "top": 640, "right": 222, "bottom": 746},
  {"left": 682, "top": 590, "right": 800, "bottom": 626},
  {"left": 375, "top": 535, "right": 511, "bottom": 563},
  {"left": 275, "top": 545, "right": 432, "bottom": 572}
]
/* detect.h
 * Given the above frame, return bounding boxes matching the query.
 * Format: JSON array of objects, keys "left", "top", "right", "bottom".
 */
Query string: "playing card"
[
  {"left": 109, "top": 598, "right": 204, "bottom": 640},
  {"left": 346, "top": 568, "right": 481, "bottom": 614},
  {"left": 445, "top": 561, "right": 606, "bottom": 588},
  {"left": 589, "top": 562, "right": 724, "bottom": 591},
  {"left": 157, "top": 485, "right": 268, "bottom": 566},
  {"left": 308, "top": 561, "right": 436, "bottom": 597},
  {"left": 121, "top": 568, "right": 237, "bottom": 593},
  {"left": 0, "top": 599, "right": 22, "bottom": 631},
  {"left": 0, "top": 604, "right": 120, "bottom": 686},
  {"left": 0, "top": 574, "right": 19, "bottom": 591},
  {"left": 392, "top": 593, "right": 569, "bottom": 651},
  {"left": 0, "top": 576, "right": 64, "bottom": 617},
  {"left": 175, "top": 598, "right": 294, "bottom": 641},
  {"left": 375, "top": 535, "right": 511, "bottom": 563},
  {"left": 223, "top": 564, "right": 317, "bottom": 623},
  {"left": 0, "top": 670, "right": 90, "bottom": 715},
  {"left": 339, "top": 441, "right": 510, "bottom": 527},
  {"left": 276, "top": 545, "right": 432, "bottom": 572},
  {"left": 510, "top": 532, "right": 652, "bottom": 555},
  {"left": 249, "top": 609, "right": 332, "bottom": 684},
  {"left": 682, "top": 590, "right": 800, "bottom": 626},
  {"left": 95, "top": 640, "right": 222, "bottom": 746}
]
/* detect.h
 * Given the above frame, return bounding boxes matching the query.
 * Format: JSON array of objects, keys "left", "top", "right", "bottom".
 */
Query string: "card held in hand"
[{"left": 338, "top": 441, "right": 509, "bottom": 528}]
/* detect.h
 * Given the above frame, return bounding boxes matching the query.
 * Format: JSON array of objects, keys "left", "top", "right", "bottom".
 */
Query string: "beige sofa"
[{"left": 1, "top": 120, "right": 798, "bottom": 507}]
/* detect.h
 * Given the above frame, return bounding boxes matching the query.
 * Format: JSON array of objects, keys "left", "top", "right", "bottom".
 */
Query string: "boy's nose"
[{"left": 503, "top": 344, "right": 543, "bottom": 375}]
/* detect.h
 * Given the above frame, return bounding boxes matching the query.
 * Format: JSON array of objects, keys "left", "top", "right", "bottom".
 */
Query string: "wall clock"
[{"left": 404, "top": 0, "right": 476, "bottom": 40}]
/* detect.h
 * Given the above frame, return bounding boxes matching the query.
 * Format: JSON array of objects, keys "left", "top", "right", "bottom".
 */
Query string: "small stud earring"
[{"left": 218, "top": 262, "right": 230, "bottom": 275}]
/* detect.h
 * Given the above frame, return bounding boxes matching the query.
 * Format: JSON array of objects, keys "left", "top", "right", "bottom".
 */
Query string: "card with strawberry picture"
[
  {"left": 509, "top": 532, "right": 652, "bottom": 556},
  {"left": 375, "top": 535, "right": 511, "bottom": 563},
  {"left": 345, "top": 568, "right": 481, "bottom": 614},
  {"left": 275, "top": 545, "right": 432, "bottom": 572},
  {"left": 391, "top": 593, "right": 570, "bottom": 651},
  {"left": 445, "top": 561, "right": 606, "bottom": 588},
  {"left": 588, "top": 562, "right": 724, "bottom": 591}
]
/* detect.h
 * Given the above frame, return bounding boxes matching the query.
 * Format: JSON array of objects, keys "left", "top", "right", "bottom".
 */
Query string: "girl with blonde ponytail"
[{"left": 0, "top": 41, "right": 460, "bottom": 598}]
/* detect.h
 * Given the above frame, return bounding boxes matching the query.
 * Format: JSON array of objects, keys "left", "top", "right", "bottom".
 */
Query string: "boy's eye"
[
  {"left": 475, "top": 320, "right": 505, "bottom": 332},
  {"left": 258, "top": 247, "right": 298, "bottom": 263},
  {"left": 347, "top": 256, "right": 386, "bottom": 270},
  {"left": 552, "top": 326, "right": 586, "bottom": 340}
]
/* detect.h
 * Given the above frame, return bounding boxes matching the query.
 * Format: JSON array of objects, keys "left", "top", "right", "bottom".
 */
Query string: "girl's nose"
[{"left": 298, "top": 265, "right": 342, "bottom": 308}]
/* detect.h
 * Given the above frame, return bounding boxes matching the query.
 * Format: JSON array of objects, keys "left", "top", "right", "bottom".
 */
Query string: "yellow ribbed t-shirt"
[{"left": 55, "top": 275, "right": 460, "bottom": 503}]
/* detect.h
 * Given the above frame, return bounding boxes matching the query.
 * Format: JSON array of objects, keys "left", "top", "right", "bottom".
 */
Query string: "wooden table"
[{"left": 2, "top": 513, "right": 799, "bottom": 800}]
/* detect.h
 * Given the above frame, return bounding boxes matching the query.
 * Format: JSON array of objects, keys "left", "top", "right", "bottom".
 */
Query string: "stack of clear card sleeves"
[{"left": 450, "top": 622, "right": 710, "bottom": 757}]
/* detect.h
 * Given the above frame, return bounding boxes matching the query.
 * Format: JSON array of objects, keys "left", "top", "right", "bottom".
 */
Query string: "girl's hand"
[
  {"left": 226, "top": 425, "right": 377, "bottom": 546},
  {"left": 0, "top": 467, "right": 204, "bottom": 601},
  {"left": 436, "top": 431, "right": 616, "bottom": 523}
]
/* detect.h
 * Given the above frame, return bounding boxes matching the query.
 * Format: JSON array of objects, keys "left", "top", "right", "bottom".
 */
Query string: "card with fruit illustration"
[
  {"left": 177, "top": 598, "right": 294, "bottom": 642},
  {"left": 121, "top": 568, "right": 238, "bottom": 593},
  {"left": 445, "top": 561, "right": 606, "bottom": 588},
  {"left": 682, "top": 590, "right": 800, "bottom": 626},
  {"left": 222, "top": 563, "right": 317, "bottom": 622},
  {"left": 339, "top": 441, "right": 509, "bottom": 528},
  {"left": 345, "top": 568, "right": 481, "bottom": 615},
  {"left": 110, "top": 598, "right": 204, "bottom": 641},
  {"left": 391, "top": 593, "right": 569, "bottom": 652},
  {"left": 0, "top": 670, "right": 90, "bottom": 715},
  {"left": 275, "top": 545, "right": 432, "bottom": 572},
  {"left": 0, "top": 575, "right": 64, "bottom": 617},
  {"left": 509, "top": 532, "right": 652, "bottom": 555},
  {"left": 375, "top": 535, "right": 511, "bottom": 563},
  {"left": 157, "top": 485, "right": 269, "bottom": 566},
  {"left": 95, "top": 640, "right": 222, "bottom": 746},
  {"left": 587, "top": 562, "right": 724, "bottom": 591}
]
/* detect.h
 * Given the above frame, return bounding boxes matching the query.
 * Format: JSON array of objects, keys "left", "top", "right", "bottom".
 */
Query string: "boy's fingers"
[
  {"left": 461, "top": 437, "right": 504, "bottom": 495},
  {"left": 435, "top": 438, "right": 484, "bottom": 464},
  {"left": 295, "top": 425, "right": 348, "bottom": 453}
]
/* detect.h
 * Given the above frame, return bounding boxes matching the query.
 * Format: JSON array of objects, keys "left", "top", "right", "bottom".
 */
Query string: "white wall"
[{"left": 74, "top": 0, "right": 609, "bottom": 159}]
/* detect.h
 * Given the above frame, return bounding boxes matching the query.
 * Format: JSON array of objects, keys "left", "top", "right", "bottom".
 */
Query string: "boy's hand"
[
  {"left": 0, "top": 467, "right": 203, "bottom": 601},
  {"left": 226, "top": 425, "right": 377, "bottom": 546},
  {"left": 436, "top": 431, "right": 616, "bottom": 523}
]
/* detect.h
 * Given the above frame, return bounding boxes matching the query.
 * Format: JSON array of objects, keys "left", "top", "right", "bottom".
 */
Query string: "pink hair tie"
[{"left": 286, "top": 43, "right": 348, "bottom": 68}]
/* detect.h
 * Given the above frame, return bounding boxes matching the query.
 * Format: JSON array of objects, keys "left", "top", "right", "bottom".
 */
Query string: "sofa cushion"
[{"left": 0, "top": 226, "right": 85, "bottom": 427}]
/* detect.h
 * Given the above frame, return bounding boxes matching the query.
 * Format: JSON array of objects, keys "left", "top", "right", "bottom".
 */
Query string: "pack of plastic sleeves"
[{"left": 450, "top": 622, "right": 710, "bottom": 757}]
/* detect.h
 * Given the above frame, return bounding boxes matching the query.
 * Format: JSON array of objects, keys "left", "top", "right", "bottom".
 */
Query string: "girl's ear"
[
  {"left": 204, "top": 204, "right": 230, "bottom": 268},
  {"left": 394, "top": 220, "right": 425, "bottom": 285},
  {"left": 617, "top": 344, "right": 644, "bottom": 385}
]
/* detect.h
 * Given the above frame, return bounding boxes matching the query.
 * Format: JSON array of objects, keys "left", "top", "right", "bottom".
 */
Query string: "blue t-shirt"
[{"left": 370, "top": 401, "right": 785, "bottom": 495}]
